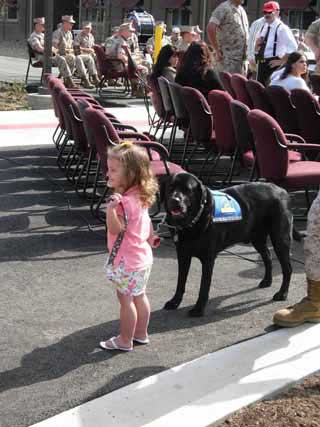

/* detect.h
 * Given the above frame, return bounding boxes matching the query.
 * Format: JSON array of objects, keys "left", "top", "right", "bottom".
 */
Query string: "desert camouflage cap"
[
  {"left": 82, "top": 21, "right": 92, "bottom": 28},
  {"left": 180, "top": 25, "right": 196, "bottom": 35},
  {"left": 62, "top": 15, "right": 76, "bottom": 24},
  {"left": 33, "top": 17, "right": 45, "bottom": 25},
  {"left": 118, "top": 22, "right": 135, "bottom": 32}
]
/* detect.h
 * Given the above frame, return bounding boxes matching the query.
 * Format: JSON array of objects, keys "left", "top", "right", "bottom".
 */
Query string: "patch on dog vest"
[{"left": 210, "top": 190, "right": 242, "bottom": 223}]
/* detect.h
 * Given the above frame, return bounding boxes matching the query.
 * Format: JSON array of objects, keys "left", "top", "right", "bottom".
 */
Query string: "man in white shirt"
[{"left": 255, "top": 1, "right": 297, "bottom": 86}]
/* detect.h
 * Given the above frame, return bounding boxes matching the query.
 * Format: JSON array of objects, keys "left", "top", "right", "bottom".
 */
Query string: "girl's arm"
[
  {"left": 106, "top": 193, "right": 125, "bottom": 235},
  {"left": 147, "top": 220, "right": 160, "bottom": 248}
]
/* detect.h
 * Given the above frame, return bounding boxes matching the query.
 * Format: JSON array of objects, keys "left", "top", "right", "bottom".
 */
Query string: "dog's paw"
[
  {"left": 188, "top": 307, "right": 205, "bottom": 317},
  {"left": 258, "top": 279, "right": 272, "bottom": 288},
  {"left": 272, "top": 291, "right": 288, "bottom": 301},
  {"left": 163, "top": 299, "right": 181, "bottom": 310}
]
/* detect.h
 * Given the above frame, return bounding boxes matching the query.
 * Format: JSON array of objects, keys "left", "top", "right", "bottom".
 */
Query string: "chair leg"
[
  {"left": 226, "top": 148, "right": 239, "bottom": 184},
  {"left": 25, "top": 61, "right": 31, "bottom": 85}
]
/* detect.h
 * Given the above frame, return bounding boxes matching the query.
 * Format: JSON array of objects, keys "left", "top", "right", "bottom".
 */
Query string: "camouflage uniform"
[
  {"left": 306, "top": 19, "right": 320, "bottom": 74},
  {"left": 28, "top": 30, "right": 72, "bottom": 78},
  {"left": 146, "top": 35, "right": 171, "bottom": 53},
  {"left": 73, "top": 31, "right": 95, "bottom": 49},
  {"left": 304, "top": 191, "right": 320, "bottom": 281},
  {"left": 209, "top": 0, "right": 249, "bottom": 74},
  {"left": 170, "top": 35, "right": 182, "bottom": 49},
  {"left": 176, "top": 39, "right": 191, "bottom": 53},
  {"left": 52, "top": 27, "right": 97, "bottom": 78}
]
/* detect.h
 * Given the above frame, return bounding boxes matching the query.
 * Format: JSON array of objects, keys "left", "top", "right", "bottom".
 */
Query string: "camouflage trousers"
[
  {"left": 216, "top": 56, "right": 247, "bottom": 75},
  {"left": 305, "top": 191, "right": 320, "bottom": 281},
  {"left": 52, "top": 53, "right": 97, "bottom": 79}
]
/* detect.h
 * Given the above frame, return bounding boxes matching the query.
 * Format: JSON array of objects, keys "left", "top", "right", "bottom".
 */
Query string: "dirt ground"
[
  {"left": 0, "top": 82, "right": 29, "bottom": 110},
  {"left": 220, "top": 372, "right": 320, "bottom": 426}
]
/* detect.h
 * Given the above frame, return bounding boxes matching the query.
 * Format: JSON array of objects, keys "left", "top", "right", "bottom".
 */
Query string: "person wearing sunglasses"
[{"left": 254, "top": 1, "right": 297, "bottom": 86}]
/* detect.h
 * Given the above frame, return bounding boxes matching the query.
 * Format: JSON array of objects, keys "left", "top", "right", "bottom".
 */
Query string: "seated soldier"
[
  {"left": 105, "top": 22, "right": 148, "bottom": 97},
  {"left": 52, "top": 15, "right": 99, "bottom": 89},
  {"left": 28, "top": 17, "right": 78, "bottom": 88},
  {"left": 146, "top": 22, "right": 172, "bottom": 56},
  {"left": 170, "top": 27, "right": 181, "bottom": 49},
  {"left": 176, "top": 26, "right": 197, "bottom": 53}
]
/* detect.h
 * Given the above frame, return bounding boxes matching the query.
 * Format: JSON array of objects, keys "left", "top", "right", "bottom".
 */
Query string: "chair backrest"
[
  {"left": 158, "top": 76, "right": 173, "bottom": 115},
  {"left": 180, "top": 86, "right": 213, "bottom": 147},
  {"left": 309, "top": 74, "right": 320, "bottom": 96},
  {"left": 230, "top": 74, "right": 253, "bottom": 108},
  {"left": 245, "top": 79, "right": 274, "bottom": 116},
  {"left": 167, "top": 81, "right": 189, "bottom": 122},
  {"left": 93, "top": 44, "right": 126, "bottom": 79},
  {"left": 230, "top": 100, "right": 255, "bottom": 155},
  {"left": 266, "top": 85, "right": 300, "bottom": 134},
  {"left": 27, "top": 42, "right": 40, "bottom": 62},
  {"left": 147, "top": 74, "right": 165, "bottom": 119},
  {"left": 58, "top": 90, "right": 88, "bottom": 152},
  {"left": 219, "top": 71, "right": 236, "bottom": 98},
  {"left": 208, "top": 89, "right": 236, "bottom": 153},
  {"left": 248, "top": 109, "right": 289, "bottom": 180},
  {"left": 290, "top": 88, "right": 320, "bottom": 144}
]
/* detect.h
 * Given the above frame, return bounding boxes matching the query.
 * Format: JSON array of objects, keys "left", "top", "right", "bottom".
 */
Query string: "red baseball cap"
[{"left": 263, "top": 1, "right": 280, "bottom": 12}]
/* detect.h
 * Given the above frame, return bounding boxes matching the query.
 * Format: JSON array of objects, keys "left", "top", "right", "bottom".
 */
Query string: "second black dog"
[{"left": 164, "top": 173, "right": 293, "bottom": 317}]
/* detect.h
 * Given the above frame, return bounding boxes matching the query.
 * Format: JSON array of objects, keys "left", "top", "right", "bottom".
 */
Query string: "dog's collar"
[{"left": 186, "top": 183, "right": 207, "bottom": 228}]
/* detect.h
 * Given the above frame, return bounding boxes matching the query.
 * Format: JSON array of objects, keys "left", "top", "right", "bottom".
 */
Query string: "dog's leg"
[
  {"left": 164, "top": 252, "right": 192, "bottom": 310},
  {"left": 189, "top": 259, "right": 215, "bottom": 317},
  {"left": 252, "top": 238, "right": 273, "bottom": 289},
  {"left": 270, "top": 233, "right": 292, "bottom": 301}
]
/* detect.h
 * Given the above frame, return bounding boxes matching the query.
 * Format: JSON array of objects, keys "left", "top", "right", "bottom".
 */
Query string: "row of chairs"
[
  {"left": 44, "top": 73, "right": 184, "bottom": 220},
  {"left": 147, "top": 73, "right": 320, "bottom": 212}
]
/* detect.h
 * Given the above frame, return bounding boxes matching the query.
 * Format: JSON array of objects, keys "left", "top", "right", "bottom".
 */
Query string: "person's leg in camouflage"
[
  {"left": 75, "top": 56, "right": 94, "bottom": 89},
  {"left": 53, "top": 55, "right": 78, "bottom": 88},
  {"left": 79, "top": 54, "right": 100, "bottom": 86},
  {"left": 273, "top": 192, "right": 320, "bottom": 327}
]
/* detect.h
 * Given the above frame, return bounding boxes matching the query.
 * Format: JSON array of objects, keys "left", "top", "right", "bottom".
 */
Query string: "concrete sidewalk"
[{"left": 0, "top": 107, "right": 317, "bottom": 427}]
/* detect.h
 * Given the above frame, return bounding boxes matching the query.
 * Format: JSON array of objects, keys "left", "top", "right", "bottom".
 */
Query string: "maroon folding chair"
[
  {"left": 207, "top": 90, "right": 239, "bottom": 183},
  {"left": 309, "top": 73, "right": 320, "bottom": 96},
  {"left": 266, "top": 86, "right": 300, "bottom": 134},
  {"left": 219, "top": 71, "right": 236, "bottom": 98},
  {"left": 230, "top": 74, "right": 253, "bottom": 108},
  {"left": 290, "top": 88, "right": 320, "bottom": 146},
  {"left": 245, "top": 79, "right": 274, "bottom": 117},
  {"left": 248, "top": 109, "right": 320, "bottom": 210},
  {"left": 26, "top": 42, "right": 44, "bottom": 85},
  {"left": 93, "top": 44, "right": 130, "bottom": 95},
  {"left": 179, "top": 86, "right": 217, "bottom": 175}
]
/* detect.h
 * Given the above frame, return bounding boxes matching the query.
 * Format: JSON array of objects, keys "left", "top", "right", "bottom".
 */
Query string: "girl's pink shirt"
[{"left": 107, "top": 186, "right": 152, "bottom": 271}]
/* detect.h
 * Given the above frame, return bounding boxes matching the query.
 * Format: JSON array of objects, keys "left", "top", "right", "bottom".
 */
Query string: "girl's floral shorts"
[{"left": 105, "top": 259, "right": 152, "bottom": 297}]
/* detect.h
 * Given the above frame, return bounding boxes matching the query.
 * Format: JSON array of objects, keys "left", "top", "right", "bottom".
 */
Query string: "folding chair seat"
[{"left": 230, "top": 74, "right": 253, "bottom": 108}]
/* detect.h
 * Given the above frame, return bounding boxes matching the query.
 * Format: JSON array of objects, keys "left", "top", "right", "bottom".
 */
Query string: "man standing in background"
[{"left": 207, "top": 0, "right": 249, "bottom": 74}]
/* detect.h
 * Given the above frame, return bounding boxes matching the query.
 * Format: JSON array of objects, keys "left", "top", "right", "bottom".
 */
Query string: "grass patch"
[{"left": 0, "top": 81, "right": 30, "bottom": 111}]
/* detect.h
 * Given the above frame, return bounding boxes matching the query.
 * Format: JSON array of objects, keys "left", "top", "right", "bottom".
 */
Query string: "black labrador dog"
[{"left": 164, "top": 173, "right": 293, "bottom": 317}]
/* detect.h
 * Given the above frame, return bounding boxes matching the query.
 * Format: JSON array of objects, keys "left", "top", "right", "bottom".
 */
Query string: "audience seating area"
[{"left": 45, "top": 68, "right": 320, "bottom": 223}]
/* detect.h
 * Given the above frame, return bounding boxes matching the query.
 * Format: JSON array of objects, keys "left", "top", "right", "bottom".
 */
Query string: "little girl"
[{"left": 100, "top": 142, "right": 160, "bottom": 352}]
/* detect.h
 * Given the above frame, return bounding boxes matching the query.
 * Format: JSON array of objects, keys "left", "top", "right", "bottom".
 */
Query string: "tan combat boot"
[
  {"left": 63, "top": 76, "right": 79, "bottom": 89},
  {"left": 273, "top": 278, "right": 320, "bottom": 327},
  {"left": 91, "top": 74, "right": 100, "bottom": 87},
  {"left": 81, "top": 77, "right": 94, "bottom": 89}
]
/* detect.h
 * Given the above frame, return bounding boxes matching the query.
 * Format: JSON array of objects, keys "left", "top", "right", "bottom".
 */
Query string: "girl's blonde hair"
[{"left": 108, "top": 142, "right": 159, "bottom": 207}]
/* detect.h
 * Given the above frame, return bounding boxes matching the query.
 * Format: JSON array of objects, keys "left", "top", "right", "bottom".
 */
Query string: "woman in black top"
[
  {"left": 175, "top": 41, "right": 223, "bottom": 98},
  {"left": 149, "top": 44, "right": 178, "bottom": 83}
]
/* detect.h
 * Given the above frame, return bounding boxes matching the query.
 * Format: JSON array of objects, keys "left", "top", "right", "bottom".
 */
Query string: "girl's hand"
[
  {"left": 107, "top": 193, "right": 122, "bottom": 209},
  {"left": 149, "top": 234, "right": 161, "bottom": 249}
]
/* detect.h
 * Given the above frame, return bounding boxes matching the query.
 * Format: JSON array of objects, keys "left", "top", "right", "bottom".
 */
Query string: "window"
[
  {"left": 0, "top": 0, "right": 18, "bottom": 20},
  {"left": 172, "top": 0, "right": 191, "bottom": 26}
]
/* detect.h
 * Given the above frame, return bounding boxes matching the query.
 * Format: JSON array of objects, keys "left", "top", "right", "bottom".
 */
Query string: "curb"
[{"left": 30, "top": 323, "right": 320, "bottom": 427}]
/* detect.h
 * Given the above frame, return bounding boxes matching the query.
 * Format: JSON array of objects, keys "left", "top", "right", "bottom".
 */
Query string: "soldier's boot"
[
  {"left": 64, "top": 76, "right": 79, "bottom": 89},
  {"left": 81, "top": 76, "right": 94, "bottom": 89},
  {"left": 273, "top": 278, "right": 320, "bottom": 327},
  {"left": 91, "top": 74, "right": 100, "bottom": 87}
]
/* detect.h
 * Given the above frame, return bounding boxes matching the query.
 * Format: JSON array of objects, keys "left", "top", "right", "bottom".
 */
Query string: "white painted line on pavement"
[{"left": 30, "top": 324, "right": 320, "bottom": 427}]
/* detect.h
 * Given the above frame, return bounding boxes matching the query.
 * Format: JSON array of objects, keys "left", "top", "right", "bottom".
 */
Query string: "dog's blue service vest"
[{"left": 210, "top": 190, "right": 242, "bottom": 223}]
